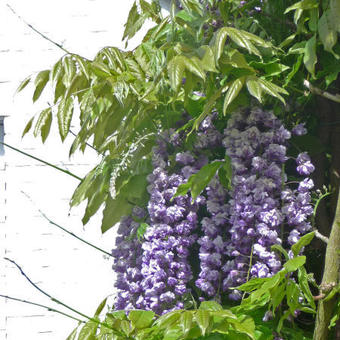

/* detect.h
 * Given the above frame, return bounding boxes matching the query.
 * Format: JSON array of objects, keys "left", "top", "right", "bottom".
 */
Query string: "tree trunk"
[{"left": 313, "top": 189, "right": 340, "bottom": 339}]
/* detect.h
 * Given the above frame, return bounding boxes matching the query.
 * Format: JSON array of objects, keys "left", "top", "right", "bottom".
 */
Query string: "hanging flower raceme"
[
  {"left": 140, "top": 129, "right": 205, "bottom": 314},
  {"left": 111, "top": 206, "right": 146, "bottom": 310},
  {"left": 222, "top": 108, "right": 314, "bottom": 299}
]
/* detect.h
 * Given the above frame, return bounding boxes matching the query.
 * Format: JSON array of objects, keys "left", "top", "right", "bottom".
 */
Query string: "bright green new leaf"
[
  {"left": 257, "top": 78, "right": 288, "bottom": 104},
  {"left": 33, "top": 70, "right": 50, "bottom": 102},
  {"left": 198, "top": 46, "right": 218, "bottom": 72},
  {"left": 173, "top": 161, "right": 224, "bottom": 201},
  {"left": 57, "top": 97, "right": 74, "bottom": 141},
  {"left": 271, "top": 244, "right": 290, "bottom": 261},
  {"left": 284, "top": 0, "right": 318, "bottom": 14},
  {"left": 236, "top": 277, "right": 269, "bottom": 292},
  {"left": 94, "top": 297, "right": 108, "bottom": 318},
  {"left": 78, "top": 319, "right": 99, "bottom": 340},
  {"left": 270, "top": 283, "right": 286, "bottom": 312},
  {"left": 246, "top": 76, "right": 263, "bottom": 102},
  {"left": 167, "top": 56, "right": 186, "bottom": 92},
  {"left": 291, "top": 231, "right": 315, "bottom": 256},
  {"left": 199, "top": 301, "right": 223, "bottom": 311},
  {"left": 123, "top": 1, "right": 146, "bottom": 42},
  {"left": 303, "top": 35, "right": 317, "bottom": 77},
  {"left": 195, "top": 310, "right": 211, "bottom": 336},
  {"left": 318, "top": 10, "right": 338, "bottom": 55},
  {"left": 137, "top": 222, "right": 149, "bottom": 241},
  {"left": 284, "top": 256, "right": 306, "bottom": 272},
  {"left": 180, "top": 311, "right": 193, "bottom": 336},
  {"left": 223, "top": 77, "right": 245, "bottom": 115},
  {"left": 128, "top": 310, "right": 155, "bottom": 329},
  {"left": 66, "top": 325, "right": 80, "bottom": 340}
]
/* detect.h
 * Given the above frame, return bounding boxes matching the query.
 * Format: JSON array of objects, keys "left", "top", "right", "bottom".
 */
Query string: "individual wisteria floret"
[
  {"left": 222, "top": 108, "right": 314, "bottom": 299},
  {"left": 111, "top": 208, "right": 146, "bottom": 310}
]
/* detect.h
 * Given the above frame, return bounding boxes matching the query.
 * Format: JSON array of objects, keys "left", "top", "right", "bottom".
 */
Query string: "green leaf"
[
  {"left": 246, "top": 76, "right": 263, "bottom": 103},
  {"left": 16, "top": 76, "right": 31, "bottom": 93},
  {"left": 291, "top": 231, "right": 315, "bottom": 257},
  {"left": 271, "top": 244, "right": 290, "bottom": 261},
  {"left": 174, "top": 161, "right": 224, "bottom": 201},
  {"left": 78, "top": 319, "right": 99, "bottom": 340},
  {"left": 120, "top": 320, "right": 133, "bottom": 336},
  {"left": 167, "top": 56, "right": 186, "bottom": 92},
  {"left": 284, "top": 256, "right": 306, "bottom": 272},
  {"left": 123, "top": 1, "right": 146, "bottom": 42},
  {"left": 236, "top": 277, "right": 269, "bottom": 292},
  {"left": 270, "top": 283, "right": 286, "bottom": 313},
  {"left": 137, "top": 223, "right": 149, "bottom": 241},
  {"left": 330, "top": 0, "right": 340, "bottom": 32},
  {"left": 318, "top": 10, "right": 338, "bottom": 56},
  {"left": 298, "top": 266, "right": 316, "bottom": 309},
  {"left": 66, "top": 325, "right": 79, "bottom": 340},
  {"left": 155, "top": 310, "right": 182, "bottom": 329},
  {"left": 303, "top": 35, "right": 317, "bottom": 77},
  {"left": 223, "top": 77, "right": 245, "bottom": 115},
  {"left": 33, "top": 108, "right": 52, "bottom": 143},
  {"left": 286, "top": 280, "right": 301, "bottom": 314},
  {"left": 257, "top": 78, "right": 288, "bottom": 103},
  {"left": 94, "top": 297, "right": 108, "bottom": 318},
  {"left": 33, "top": 70, "right": 50, "bottom": 102},
  {"left": 284, "top": 0, "right": 318, "bottom": 14},
  {"left": 128, "top": 310, "right": 155, "bottom": 329},
  {"left": 198, "top": 46, "right": 218, "bottom": 72},
  {"left": 57, "top": 97, "right": 74, "bottom": 141},
  {"left": 199, "top": 301, "right": 223, "bottom": 311},
  {"left": 195, "top": 310, "right": 210, "bottom": 336},
  {"left": 101, "top": 195, "right": 133, "bottom": 233},
  {"left": 180, "top": 311, "right": 193, "bottom": 336},
  {"left": 284, "top": 54, "right": 303, "bottom": 87},
  {"left": 22, "top": 116, "right": 34, "bottom": 138}
]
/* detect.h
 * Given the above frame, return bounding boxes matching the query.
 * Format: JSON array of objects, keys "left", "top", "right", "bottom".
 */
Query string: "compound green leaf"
[
  {"left": 246, "top": 76, "right": 263, "bottom": 102},
  {"left": 33, "top": 108, "right": 52, "bottom": 143}
]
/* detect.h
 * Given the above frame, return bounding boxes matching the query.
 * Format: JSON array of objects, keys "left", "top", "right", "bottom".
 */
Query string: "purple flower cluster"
[
  {"left": 221, "top": 108, "right": 314, "bottom": 298},
  {"left": 112, "top": 206, "right": 146, "bottom": 310},
  {"left": 139, "top": 130, "right": 206, "bottom": 314}
]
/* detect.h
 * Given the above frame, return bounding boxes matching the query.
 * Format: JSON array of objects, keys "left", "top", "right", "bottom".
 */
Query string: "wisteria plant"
[{"left": 8, "top": 0, "right": 340, "bottom": 339}]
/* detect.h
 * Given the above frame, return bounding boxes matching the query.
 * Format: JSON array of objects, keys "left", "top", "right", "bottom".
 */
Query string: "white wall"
[{"left": 0, "top": 1, "right": 151, "bottom": 339}]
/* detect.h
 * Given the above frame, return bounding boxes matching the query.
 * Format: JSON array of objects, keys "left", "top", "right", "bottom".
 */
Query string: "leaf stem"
[
  {"left": 0, "top": 142, "right": 82, "bottom": 180},
  {"left": 0, "top": 294, "right": 85, "bottom": 323}
]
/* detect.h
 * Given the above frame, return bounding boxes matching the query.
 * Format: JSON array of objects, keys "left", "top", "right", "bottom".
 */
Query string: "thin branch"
[
  {"left": 69, "top": 130, "right": 104, "bottom": 156},
  {"left": 0, "top": 142, "right": 82, "bottom": 181},
  {"left": 314, "top": 229, "right": 329, "bottom": 244},
  {"left": 21, "top": 191, "right": 113, "bottom": 258},
  {"left": 0, "top": 294, "right": 85, "bottom": 323},
  {"left": 6, "top": 4, "right": 71, "bottom": 54},
  {"left": 304, "top": 80, "right": 340, "bottom": 104},
  {"left": 3, "top": 258, "right": 119, "bottom": 334}
]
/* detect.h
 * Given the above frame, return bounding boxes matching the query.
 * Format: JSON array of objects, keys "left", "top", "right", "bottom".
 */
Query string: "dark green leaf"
[
  {"left": 223, "top": 77, "right": 245, "bottom": 115},
  {"left": 284, "top": 54, "right": 303, "bottom": 86},
  {"left": 57, "top": 97, "right": 74, "bottom": 141},
  {"left": 174, "top": 161, "right": 224, "bottom": 201},
  {"left": 318, "top": 10, "right": 338, "bottom": 55},
  {"left": 128, "top": 310, "right": 155, "bottom": 329},
  {"left": 330, "top": 0, "right": 340, "bottom": 32},
  {"left": 304, "top": 35, "right": 317, "bottom": 77},
  {"left": 291, "top": 232, "right": 315, "bottom": 256},
  {"left": 33, "top": 70, "right": 50, "bottom": 102},
  {"left": 283, "top": 256, "right": 306, "bottom": 272}
]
